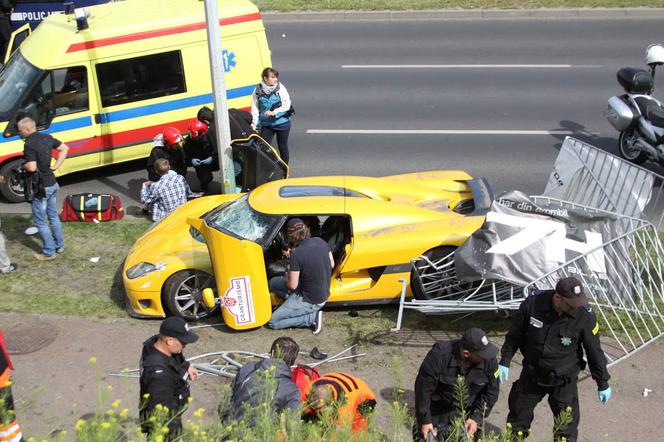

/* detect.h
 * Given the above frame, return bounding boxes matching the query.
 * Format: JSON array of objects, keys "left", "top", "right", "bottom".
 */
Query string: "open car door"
[
  {"left": 188, "top": 217, "right": 272, "bottom": 330},
  {"left": 233, "top": 134, "right": 289, "bottom": 192},
  {"left": 3, "top": 24, "right": 31, "bottom": 65}
]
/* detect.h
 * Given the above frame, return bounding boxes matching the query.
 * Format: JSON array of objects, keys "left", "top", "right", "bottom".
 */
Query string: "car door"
[
  {"left": 188, "top": 216, "right": 273, "bottom": 330},
  {"left": 233, "top": 134, "right": 289, "bottom": 192}
]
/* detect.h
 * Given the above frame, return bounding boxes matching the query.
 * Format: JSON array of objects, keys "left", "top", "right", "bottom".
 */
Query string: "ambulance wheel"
[
  {"left": 0, "top": 159, "right": 25, "bottom": 203},
  {"left": 411, "top": 246, "right": 463, "bottom": 301},
  {"left": 618, "top": 129, "right": 647, "bottom": 164},
  {"left": 163, "top": 270, "right": 218, "bottom": 321}
]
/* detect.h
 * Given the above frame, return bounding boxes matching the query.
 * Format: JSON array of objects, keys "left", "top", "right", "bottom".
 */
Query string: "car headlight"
[{"left": 126, "top": 262, "right": 158, "bottom": 279}]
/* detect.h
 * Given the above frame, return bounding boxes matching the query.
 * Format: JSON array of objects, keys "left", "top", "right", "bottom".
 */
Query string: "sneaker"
[
  {"left": 312, "top": 310, "right": 323, "bottom": 335},
  {"left": 1, "top": 263, "right": 16, "bottom": 274},
  {"left": 56, "top": 247, "right": 65, "bottom": 254},
  {"left": 33, "top": 252, "right": 56, "bottom": 261}
]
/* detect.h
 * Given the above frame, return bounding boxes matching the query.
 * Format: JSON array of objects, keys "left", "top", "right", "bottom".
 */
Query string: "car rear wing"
[{"left": 467, "top": 177, "right": 494, "bottom": 216}]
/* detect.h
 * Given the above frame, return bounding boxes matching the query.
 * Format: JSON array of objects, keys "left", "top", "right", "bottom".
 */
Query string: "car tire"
[
  {"left": 0, "top": 158, "right": 26, "bottom": 203},
  {"left": 163, "top": 270, "right": 218, "bottom": 321},
  {"left": 410, "top": 246, "right": 469, "bottom": 301}
]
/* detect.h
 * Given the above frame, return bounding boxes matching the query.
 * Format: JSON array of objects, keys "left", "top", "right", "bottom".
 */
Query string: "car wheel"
[
  {"left": 0, "top": 159, "right": 26, "bottom": 203},
  {"left": 163, "top": 270, "right": 218, "bottom": 321},
  {"left": 618, "top": 129, "right": 648, "bottom": 164},
  {"left": 411, "top": 246, "right": 474, "bottom": 301}
]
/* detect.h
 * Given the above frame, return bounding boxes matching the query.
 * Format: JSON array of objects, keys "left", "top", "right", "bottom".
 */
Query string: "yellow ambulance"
[{"left": 0, "top": 0, "right": 271, "bottom": 202}]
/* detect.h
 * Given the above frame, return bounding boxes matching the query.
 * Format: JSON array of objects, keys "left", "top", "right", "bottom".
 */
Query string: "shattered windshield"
[
  {"left": 204, "top": 194, "right": 282, "bottom": 245},
  {"left": 0, "top": 51, "right": 43, "bottom": 121}
]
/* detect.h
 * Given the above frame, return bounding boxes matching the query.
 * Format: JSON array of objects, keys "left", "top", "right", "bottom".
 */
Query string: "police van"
[
  {"left": 0, "top": 0, "right": 271, "bottom": 202},
  {"left": 10, "top": 0, "right": 109, "bottom": 30}
]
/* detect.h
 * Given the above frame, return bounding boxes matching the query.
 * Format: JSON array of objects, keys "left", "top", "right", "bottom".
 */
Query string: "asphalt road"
[{"left": 3, "top": 16, "right": 664, "bottom": 214}]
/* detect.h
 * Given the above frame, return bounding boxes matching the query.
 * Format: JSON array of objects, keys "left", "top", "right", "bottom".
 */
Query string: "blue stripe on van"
[
  {"left": 0, "top": 116, "right": 93, "bottom": 144},
  {"left": 0, "top": 85, "right": 255, "bottom": 145},
  {"left": 100, "top": 85, "right": 256, "bottom": 124}
]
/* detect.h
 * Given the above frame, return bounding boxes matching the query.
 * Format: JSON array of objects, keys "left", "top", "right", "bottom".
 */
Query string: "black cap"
[
  {"left": 555, "top": 276, "right": 588, "bottom": 308},
  {"left": 287, "top": 218, "right": 305, "bottom": 233},
  {"left": 461, "top": 328, "right": 498, "bottom": 360},
  {"left": 159, "top": 317, "right": 199, "bottom": 344}
]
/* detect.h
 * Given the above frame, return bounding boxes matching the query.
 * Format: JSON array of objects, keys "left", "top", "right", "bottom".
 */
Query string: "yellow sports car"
[{"left": 123, "top": 170, "right": 492, "bottom": 327}]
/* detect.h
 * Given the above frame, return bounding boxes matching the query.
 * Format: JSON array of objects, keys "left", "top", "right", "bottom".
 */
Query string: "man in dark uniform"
[
  {"left": 0, "top": 1, "right": 15, "bottom": 63},
  {"left": 183, "top": 118, "right": 216, "bottom": 191},
  {"left": 140, "top": 317, "right": 199, "bottom": 440},
  {"left": 414, "top": 328, "right": 500, "bottom": 441},
  {"left": 146, "top": 128, "right": 187, "bottom": 182},
  {"left": 499, "top": 276, "right": 611, "bottom": 442}
]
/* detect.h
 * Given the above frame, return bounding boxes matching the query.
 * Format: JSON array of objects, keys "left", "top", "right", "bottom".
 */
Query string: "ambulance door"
[{"left": 7, "top": 63, "right": 102, "bottom": 172}]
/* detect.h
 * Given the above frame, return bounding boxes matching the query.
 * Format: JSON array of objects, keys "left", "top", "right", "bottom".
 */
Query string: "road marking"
[
  {"left": 306, "top": 129, "right": 598, "bottom": 135},
  {"left": 341, "top": 64, "right": 602, "bottom": 69}
]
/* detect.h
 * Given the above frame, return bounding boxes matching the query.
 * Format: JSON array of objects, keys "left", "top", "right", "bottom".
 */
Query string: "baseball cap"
[
  {"left": 461, "top": 328, "right": 498, "bottom": 360},
  {"left": 555, "top": 276, "right": 588, "bottom": 308},
  {"left": 287, "top": 218, "right": 305, "bottom": 233},
  {"left": 159, "top": 317, "right": 199, "bottom": 344}
]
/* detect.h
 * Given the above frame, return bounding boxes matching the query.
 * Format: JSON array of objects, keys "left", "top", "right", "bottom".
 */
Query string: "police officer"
[
  {"left": 499, "top": 276, "right": 611, "bottom": 441},
  {"left": 414, "top": 328, "right": 500, "bottom": 441},
  {"left": 139, "top": 317, "right": 199, "bottom": 440}
]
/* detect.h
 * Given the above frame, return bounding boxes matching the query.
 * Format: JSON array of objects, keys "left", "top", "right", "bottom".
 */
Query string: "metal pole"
[{"left": 203, "top": 0, "right": 236, "bottom": 193}]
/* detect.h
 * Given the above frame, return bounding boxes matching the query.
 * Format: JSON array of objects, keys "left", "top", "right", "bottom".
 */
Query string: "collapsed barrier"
[
  {"left": 394, "top": 138, "right": 664, "bottom": 367},
  {"left": 108, "top": 345, "right": 365, "bottom": 379}
]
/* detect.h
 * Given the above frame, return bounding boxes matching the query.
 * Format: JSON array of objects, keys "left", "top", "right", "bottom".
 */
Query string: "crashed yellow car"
[{"left": 123, "top": 170, "right": 492, "bottom": 328}]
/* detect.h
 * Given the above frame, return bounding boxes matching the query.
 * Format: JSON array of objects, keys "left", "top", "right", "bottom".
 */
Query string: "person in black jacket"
[
  {"left": 0, "top": 0, "right": 15, "bottom": 63},
  {"left": 414, "top": 328, "right": 500, "bottom": 441},
  {"left": 146, "top": 128, "right": 187, "bottom": 182},
  {"left": 139, "top": 317, "right": 199, "bottom": 440},
  {"left": 225, "top": 336, "right": 301, "bottom": 424},
  {"left": 183, "top": 118, "right": 217, "bottom": 191},
  {"left": 498, "top": 277, "right": 611, "bottom": 442}
]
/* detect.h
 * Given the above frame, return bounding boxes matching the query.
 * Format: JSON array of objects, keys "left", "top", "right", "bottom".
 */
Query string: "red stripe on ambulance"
[{"left": 66, "top": 13, "right": 262, "bottom": 53}]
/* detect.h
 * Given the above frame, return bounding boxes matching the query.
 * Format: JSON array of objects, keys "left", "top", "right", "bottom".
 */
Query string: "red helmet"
[
  {"left": 162, "top": 127, "right": 183, "bottom": 149},
  {"left": 188, "top": 118, "right": 208, "bottom": 139}
]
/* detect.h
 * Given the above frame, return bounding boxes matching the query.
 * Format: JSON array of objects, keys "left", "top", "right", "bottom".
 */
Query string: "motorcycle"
[{"left": 604, "top": 44, "right": 664, "bottom": 166}]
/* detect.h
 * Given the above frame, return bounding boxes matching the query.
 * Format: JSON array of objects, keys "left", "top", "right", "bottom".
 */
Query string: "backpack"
[
  {"left": 291, "top": 364, "right": 320, "bottom": 402},
  {"left": 60, "top": 193, "right": 124, "bottom": 222}
]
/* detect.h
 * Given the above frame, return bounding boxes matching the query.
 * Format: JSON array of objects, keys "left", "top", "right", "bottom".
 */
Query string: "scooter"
[{"left": 604, "top": 44, "right": 664, "bottom": 166}]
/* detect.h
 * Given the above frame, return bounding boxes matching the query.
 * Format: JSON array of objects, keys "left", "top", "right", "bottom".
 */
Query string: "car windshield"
[
  {"left": 204, "top": 194, "right": 282, "bottom": 244},
  {"left": 0, "top": 51, "right": 43, "bottom": 121}
]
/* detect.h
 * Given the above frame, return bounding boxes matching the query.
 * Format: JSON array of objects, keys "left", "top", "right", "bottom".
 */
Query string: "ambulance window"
[
  {"left": 19, "top": 74, "right": 54, "bottom": 128},
  {"left": 96, "top": 51, "right": 186, "bottom": 107},
  {"left": 52, "top": 66, "right": 89, "bottom": 116}
]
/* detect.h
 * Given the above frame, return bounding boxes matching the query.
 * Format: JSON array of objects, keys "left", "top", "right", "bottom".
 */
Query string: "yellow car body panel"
[
  {"left": 189, "top": 217, "right": 272, "bottom": 329},
  {"left": 123, "top": 172, "right": 491, "bottom": 326}
]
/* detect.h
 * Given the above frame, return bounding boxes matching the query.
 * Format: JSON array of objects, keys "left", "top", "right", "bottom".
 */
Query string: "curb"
[{"left": 262, "top": 8, "right": 664, "bottom": 21}]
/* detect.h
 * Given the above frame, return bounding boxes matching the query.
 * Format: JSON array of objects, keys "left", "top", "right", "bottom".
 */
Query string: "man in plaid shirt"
[{"left": 141, "top": 158, "right": 201, "bottom": 222}]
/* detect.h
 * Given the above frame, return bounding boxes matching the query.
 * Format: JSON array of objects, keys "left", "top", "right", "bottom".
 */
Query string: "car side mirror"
[{"left": 202, "top": 288, "right": 217, "bottom": 308}]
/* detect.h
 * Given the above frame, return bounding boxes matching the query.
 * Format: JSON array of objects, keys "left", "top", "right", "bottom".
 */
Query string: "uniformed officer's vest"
[{"left": 304, "top": 372, "right": 377, "bottom": 432}]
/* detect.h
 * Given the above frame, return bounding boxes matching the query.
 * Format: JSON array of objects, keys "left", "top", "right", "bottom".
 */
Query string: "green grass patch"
[
  {"left": 255, "top": 0, "right": 664, "bottom": 12},
  {"left": 0, "top": 216, "right": 151, "bottom": 318}
]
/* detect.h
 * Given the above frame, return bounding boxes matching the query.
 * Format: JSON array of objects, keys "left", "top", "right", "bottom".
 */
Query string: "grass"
[
  {"left": 255, "top": 0, "right": 664, "bottom": 12},
  {"left": 0, "top": 215, "right": 151, "bottom": 318}
]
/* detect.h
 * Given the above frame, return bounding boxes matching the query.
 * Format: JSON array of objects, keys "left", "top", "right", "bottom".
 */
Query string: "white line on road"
[
  {"left": 341, "top": 64, "right": 602, "bottom": 69},
  {"left": 306, "top": 129, "right": 598, "bottom": 135}
]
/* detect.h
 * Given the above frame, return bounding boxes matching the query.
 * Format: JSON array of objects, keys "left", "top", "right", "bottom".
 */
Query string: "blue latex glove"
[
  {"left": 598, "top": 387, "right": 611, "bottom": 405},
  {"left": 191, "top": 158, "right": 202, "bottom": 167},
  {"left": 498, "top": 365, "right": 509, "bottom": 384},
  {"left": 201, "top": 156, "right": 214, "bottom": 166}
]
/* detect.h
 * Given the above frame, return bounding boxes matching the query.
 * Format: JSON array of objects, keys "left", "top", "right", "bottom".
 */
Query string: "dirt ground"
[{"left": 2, "top": 309, "right": 662, "bottom": 441}]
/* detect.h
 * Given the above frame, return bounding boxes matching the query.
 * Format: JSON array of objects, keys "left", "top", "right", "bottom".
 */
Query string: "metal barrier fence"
[
  {"left": 393, "top": 197, "right": 664, "bottom": 367},
  {"left": 544, "top": 137, "right": 664, "bottom": 230}
]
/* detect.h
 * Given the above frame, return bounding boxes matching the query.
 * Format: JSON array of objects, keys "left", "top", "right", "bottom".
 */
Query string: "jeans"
[
  {"left": 260, "top": 121, "right": 291, "bottom": 164},
  {"left": 31, "top": 183, "right": 64, "bottom": 256},
  {"left": 0, "top": 231, "right": 11, "bottom": 272},
  {"left": 268, "top": 276, "right": 320, "bottom": 329}
]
